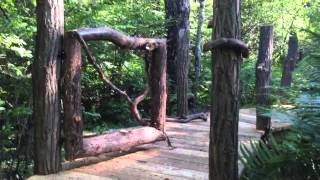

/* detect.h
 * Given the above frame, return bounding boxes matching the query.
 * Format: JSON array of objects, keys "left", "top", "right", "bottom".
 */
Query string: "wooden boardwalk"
[{"left": 29, "top": 108, "right": 291, "bottom": 180}]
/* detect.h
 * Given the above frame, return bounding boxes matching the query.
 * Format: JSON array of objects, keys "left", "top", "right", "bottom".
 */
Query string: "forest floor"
[{"left": 29, "top": 108, "right": 291, "bottom": 180}]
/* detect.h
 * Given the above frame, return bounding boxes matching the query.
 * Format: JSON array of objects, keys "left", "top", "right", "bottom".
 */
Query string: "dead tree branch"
[{"left": 75, "top": 32, "right": 149, "bottom": 126}]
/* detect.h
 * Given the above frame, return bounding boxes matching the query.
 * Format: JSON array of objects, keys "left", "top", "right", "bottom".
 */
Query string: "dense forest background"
[{"left": 0, "top": 0, "right": 320, "bottom": 179}]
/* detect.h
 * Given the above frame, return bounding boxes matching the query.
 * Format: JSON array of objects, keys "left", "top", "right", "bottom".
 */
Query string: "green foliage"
[{"left": 241, "top": 105, "right": 320, "bottom": 180}]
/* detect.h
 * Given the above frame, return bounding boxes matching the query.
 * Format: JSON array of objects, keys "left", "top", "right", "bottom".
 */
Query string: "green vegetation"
[{"left": 0, "top": 0, "right": 319, "bottom": 179}]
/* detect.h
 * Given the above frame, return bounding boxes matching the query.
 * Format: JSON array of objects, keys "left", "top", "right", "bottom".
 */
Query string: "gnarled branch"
[
  {"left": 203, "top": 38, "right": 249, "bottom": 58},
  {"left": 75, "top": 32, "right": 149, "bottom": 126}
]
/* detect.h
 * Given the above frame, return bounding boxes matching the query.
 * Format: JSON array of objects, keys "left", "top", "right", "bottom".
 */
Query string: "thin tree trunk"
[
  {"left": 62, "top": 32, "right": 83, "bottom": 160},
  {"left": 33, "top": 0, "right": 63, "bottom": 174},
  {"left": 256, "top": 26, "right": 274, "bottom": 130},
  {"left": 165, "top": 0, "right": 190, "bottom": 117},
  {"left": 209, "top": 0, "right": 242, "bottom": 179},
  {"left": 281, "top": 33, "right": 299, "bottom": 87},
  {"left": 195, "top": 0, "right": 205, "bottom": 85}
]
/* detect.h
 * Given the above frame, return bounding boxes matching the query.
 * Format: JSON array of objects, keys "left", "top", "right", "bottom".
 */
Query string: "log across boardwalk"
[{"left": 29, "top": 109, "right": 291, "bottom": 180}]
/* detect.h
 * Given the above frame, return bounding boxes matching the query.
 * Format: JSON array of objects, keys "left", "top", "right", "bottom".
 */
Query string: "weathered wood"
[
  {"left": 77, "top": 127, "right": 165, "bottom": 158},
  {"left": 281, "top": 33, "right": 299, "bottom": 87},
  {"left": 62, "top": 32, "right": 83, "bottom": 160},
  {"left": 150, "top": 42, "right": 167, "bottom": 131},
  {"left": 33, "top": 0, "right": 63, "bottom": 174},
  {"left": 256, "top": 26, "right": 274, "bottom": 130},
  {"left": 208, "top": 0, "right": 243, "bottom": 179}
]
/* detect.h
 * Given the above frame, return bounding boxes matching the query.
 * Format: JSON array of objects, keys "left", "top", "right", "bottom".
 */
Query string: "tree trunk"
[
  {"left": 194, "top": 0, "right": 205, "bottom": 85},
  {"left": 62, "top": 32, "right": 83, "bottom": 160},
  {"left": 165, "top": 0, "right": 190, "bottom": 117},
  {"left": 33, "top": 0, "right": 63, "bottom": 174},
  {"left": 256, "top": 26, "right": 274, "bottom": 130},
  {"left": 209, "top": 0, "right": 242, "bottom": 179},
  {"left": 281, "top": 33, "right": 299, "bottom": 87}
]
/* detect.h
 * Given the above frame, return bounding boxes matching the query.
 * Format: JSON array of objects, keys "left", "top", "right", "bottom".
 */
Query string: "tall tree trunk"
[
  {"left": 256, "top": 26, "right": 274, "bottom": 130},
  {"left": 33, "top": 0, "right": 63, "bottom": 174},
  {"left": 281, "top": 33, "right": 299, "bottom": 87},
  {"left": 209, "top": 0, "right": 241, "bottom": 179},
  {"left": 194, "top": 0, "right": 205, "bottom": 85},
  {"left": 165, "top": 0, "right": 190, "bottom": 117}
]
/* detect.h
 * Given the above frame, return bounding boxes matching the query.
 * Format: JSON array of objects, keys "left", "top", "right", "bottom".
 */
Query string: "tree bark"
[
  {"left": 281, "top": 34, "right": 299, "bottom": 87},
  {"left": 165, "top": 0, "right": 190, "bottom": 117},
  {"left": 33, "top": 0, "right": 63, "bottom": 174},
  {"left": 62, "top": 32, "right": 83, "bottom": 160},
  {"left": 256, "top": 26, "right": 274, "bottom": 130},
  {"left": 194, "top": 0, "right": 205, "bottom": 85},
  {"left": 208, "top": 0, "right": 242, "bottom": 179},
  {"left": 77, "top": 127, "right": 165, "bottom": 158}
]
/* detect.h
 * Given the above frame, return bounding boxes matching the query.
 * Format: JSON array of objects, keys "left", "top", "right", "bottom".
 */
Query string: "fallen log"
[
  {"left": 77, "top": 127, "right": 165, "bottom": 158},
  {"left": 166, "top": 113, "right": 208, "bottom": 123}
]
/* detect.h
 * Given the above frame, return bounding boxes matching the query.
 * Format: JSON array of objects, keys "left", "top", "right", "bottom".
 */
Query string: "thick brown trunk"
[
  {"left": 208, "top": 0, "right": 242, "bottom": 179},
  {"left": 281, "top": 34, "right": 299, "bottom": 87},
  {"left": 165, "top": 0, "right": 190, "bottom": 117},
  {"left": 33, "top": 0, "right": 63, "bottom": 174},
  {"left": 62, "top": 32, "right": 83, "bottom": 160},
  {"left": 256, "top": 26, "right": 274, "bottom": 130},
  {"left": 150, "top": 42, "right": 167, "bottom": 131},
  {"left": 77, "top": 127, "right": 165, "bottom": 158}
]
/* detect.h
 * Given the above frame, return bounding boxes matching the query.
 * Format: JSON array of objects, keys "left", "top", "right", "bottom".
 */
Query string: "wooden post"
[
  {"left": 281, "top": 33, "right": 299, "bottom": 87},
  {"left": 256, "top": 26, "right": 274, "bottom": 130},
  {"left": 150, "top": 41, "right": 167, "bottom": 131},
  {"left": 62, "top": 32, "right": 83, "bottom": 160}
]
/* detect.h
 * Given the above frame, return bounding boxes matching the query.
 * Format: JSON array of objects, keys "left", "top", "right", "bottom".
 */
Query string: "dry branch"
[
  {"left": 75, "top": 32, "right": 149, "bottom": 126},
  {"left": 166, "top": 113, "right": 208, "bottom": 123},
  {"left": 203, "top": 38, "right": 249, "bottom": 58},
  {"left": 77, "top": 127, "right": 165, "bottom": 158}
]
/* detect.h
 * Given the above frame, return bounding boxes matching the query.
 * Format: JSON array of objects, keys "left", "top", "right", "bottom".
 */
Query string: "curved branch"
[
  {"left": 203, "top": 38, "right": 249, "bottom": 58},
  {"left": 75, "top": 32, "right": 149, "bottom": 126},
  {"left": 76, "top": 28, "right": 165, "bottom": 50}
]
